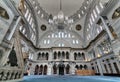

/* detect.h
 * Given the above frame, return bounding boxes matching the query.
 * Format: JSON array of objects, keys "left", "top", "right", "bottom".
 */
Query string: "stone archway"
[
  {"left": 34, "top": 65, "right": 39, "bottom": 75},
  {"left": 53, "top": 64, "right": 57, "bottom": 74},
  {"left": 66, "top": 64, "right": 70, "bottom": 74},
  {"left": 39, "top": 65, "right": 43, "bottom": 75},
  {"left": 80, "top": 65, "right": 83, "bottom": 70},
  {"left": 43, "top": 65, "right": 47, "bottom": 75},
  {"left": 54, "top": 52, "right": 57, "bottom": 59},
  {"left": 74, "top": 53, "right": 77, "bottom": 60},
  {"left": 46, "top": 53, "right": 49, "bottom": 60},
  {"left": 66, "top": 52, "right": 69, "bottom": 59},
  {"left": 62, "top": 51, "right": 65, "bottom": 59},
  {"left": 58, "top": 64, "right": 65, "bottom": 75}
]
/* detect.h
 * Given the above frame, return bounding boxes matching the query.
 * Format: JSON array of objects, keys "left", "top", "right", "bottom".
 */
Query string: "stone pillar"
[
  {"left": 70, "top": 51, "right": 74, "bottom": 61},
  {"left": 64, "top": 65, "right": 66, "bottom": 75},
  {"left": 47, "top": 64, "right": 52, "bottom": 75},
  {"left": 71, "top": 63, "right": 75, "bottom": 75},
  {"left": 105, "top": 63, "right": 111, "bottom": 73},
  {"left": 111, "top": 62, "right": 117, "bottom": 73},
  {"left": 97, "top": 59, "right": 103, "bottom": 75},
  {"left": 48, "top": 50, "right": 52, "bottom": 61}
]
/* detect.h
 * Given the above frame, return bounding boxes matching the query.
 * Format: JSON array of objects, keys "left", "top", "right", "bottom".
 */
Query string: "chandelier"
[{"left": 48, "top": 0, "right": 73, "bottom": 30}]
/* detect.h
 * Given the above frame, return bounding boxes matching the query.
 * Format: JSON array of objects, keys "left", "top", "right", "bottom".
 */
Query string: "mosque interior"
[{"left": 0, "top": 0, "right": 120, "bottom": 81}]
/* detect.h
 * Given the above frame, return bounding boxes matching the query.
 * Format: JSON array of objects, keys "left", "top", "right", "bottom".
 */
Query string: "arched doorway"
[
  {"left": 53, "top": 64, "right": 57, "bottom": 74},
  {"left": 43, "top": 65, "right": 47, "bottom": 75},
  {"left": 34, "top": 65, "right": 39, "bottom": 75},
  {"left": 66, "top": 64, "right": 70, "bottom": 74},
  {"left": 58, "top": 64, "right": 65, "bottom": 75},
  {"left": 39, "top": 65, "right": 43, "bottom": 75}
]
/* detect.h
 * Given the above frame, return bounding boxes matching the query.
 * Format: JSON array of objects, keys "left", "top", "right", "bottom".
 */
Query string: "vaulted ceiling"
[
  {"left": 37, "top": 0, "right": 85, "bottom": 16},
  {"left": 35, "top": 0, "right": 87, "bottom": 48}
]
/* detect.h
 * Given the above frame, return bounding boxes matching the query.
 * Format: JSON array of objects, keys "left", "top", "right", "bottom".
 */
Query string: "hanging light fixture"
[{"left": 48, "top": 0, "right": 73, "bottom": 30}]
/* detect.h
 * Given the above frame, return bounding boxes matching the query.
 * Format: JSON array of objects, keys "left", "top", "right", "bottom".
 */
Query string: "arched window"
[
  {"left": 74, "top": 53, "right": 77, "bottom": 60},
  {"left": 80, "top": 65, "right": 83, "bottom": 70},
  {"left": 0, "top": 6, "right": 9, "bottom": 19},
  {"left": 46, "top": 53, "right": 49, "bottom": 60},
  {"left": 58, "top": 51, "right": 61, "bottom": 59},
  {"left": 84, "top": 65, "right": 88, "bottom": 70},
  {"left": 75, "top": 65, "right": 79, "bottom": 70},
  {"left": 66, "top": 52, "right": 69, "bottom": 59},
  {"left": 82, "top": 53, "right": 85, "bottom": 60},
  {"left": 78, "top": 53, "right": 81, "bottom": 58},
  {"left": 54, "top": 52, "right": 57, "bottom": 59},
  {"left": 42, "top": 53, "right": 44, "bottom": 59},
  {"left": 37, "top": 53, "right": 41, "bottom": 60},
  {"left": 62, "top": 51, "right": 65, "bottom": 58}
]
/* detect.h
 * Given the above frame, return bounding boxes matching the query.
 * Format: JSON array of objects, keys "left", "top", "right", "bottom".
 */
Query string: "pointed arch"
[
  {"left": 37, "top": 52, "right": 41, "bottom": 60},
  {"left": 46, "top": 52, "right": 49, "bottom": 60},
  {"left": 84, "top": 65, "right": 88, "bottom": 70},
  {"left": 58, "top": 51, "right": 61, "bottom": 59},
  {"left": 80, "top": 65, "right": 83, "bottom": 70},
  {"left": 34, "top": 65, "right": 39, "bottom": 75},
  {"left": 66, "top": 51, "right": 69, "bottom": 59},
  {"left": 75, "top": 65, "right": 79, "bottom": 70},
  {"left": 74, "top": 53, "right": 77, "bottom": 60},
  {"left": 62, "top": 51, "right": 65, "bottom": 58},
  {"left": 54, "top": 52, "right": 57, "bottom": 59},
  {"left": 82, "top": 53, "right": 85, "bottom": 60},
  {"left": 43, "top": 65, "right": 48, "bottom": 75},
  {"left": 39, "top": 65, "right": 43, "bottom": 75},
  {"left": 66, "top": 64, "right": 70, "bottom": 74}
]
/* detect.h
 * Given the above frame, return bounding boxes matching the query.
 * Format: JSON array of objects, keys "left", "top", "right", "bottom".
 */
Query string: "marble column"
[
  {"left": 111, "top": 62, "right": 117, "bottom": 73},
  {"left": 97, "top": 59, "right": 103, "bottom": 75},
  {"left": 47, "top": 64, "right": 52, "bottom": 75}
]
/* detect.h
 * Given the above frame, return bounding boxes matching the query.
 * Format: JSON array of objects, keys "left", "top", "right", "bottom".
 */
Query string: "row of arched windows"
[
  {"left": 75, "top": 65, "right": 88, "bottom": 70},
  {"left": 37, "top": 52, "right": 49, "bottom": 60},
  {"left": 34, "top": 65, "right": 48, "bottom": 75},
  {"left": 53, "top": 51, "right": 69, "bottom": 59},
  {"left": 74, "top": 52, "right": 85, "bottom": 60}
]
